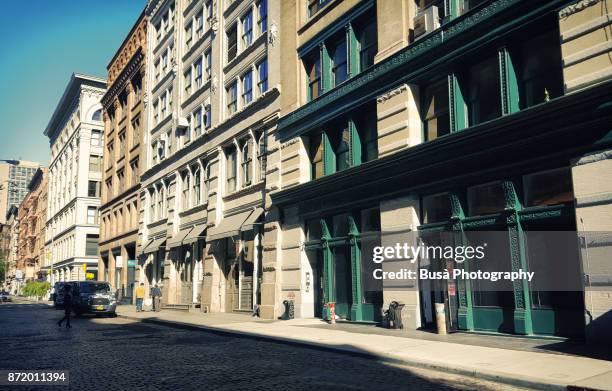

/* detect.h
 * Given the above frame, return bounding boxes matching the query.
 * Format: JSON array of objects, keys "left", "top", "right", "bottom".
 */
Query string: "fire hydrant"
[{"left": 327, "top": 302, "right": 336, "bottom": 325}]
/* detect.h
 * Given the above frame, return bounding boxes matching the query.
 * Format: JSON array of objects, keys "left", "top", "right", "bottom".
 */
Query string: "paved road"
[{"left": 0, "top": 301, "right": 524, "bottom": 391}]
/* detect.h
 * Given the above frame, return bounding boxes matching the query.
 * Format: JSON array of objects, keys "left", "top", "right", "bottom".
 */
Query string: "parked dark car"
[{"left": 71, "top": 281, "right": 117, "bottom": 317}]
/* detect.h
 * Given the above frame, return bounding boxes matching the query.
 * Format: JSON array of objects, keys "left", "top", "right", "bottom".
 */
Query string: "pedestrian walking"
[
  {"left": 57, "top": 285, "right": 73, "bottom": 329},
  {"left": 135, "top": 283, "right": 145, "bottom": 312},
  {"left": 151, "top": 284, "right": 162, "bottom": 312}
]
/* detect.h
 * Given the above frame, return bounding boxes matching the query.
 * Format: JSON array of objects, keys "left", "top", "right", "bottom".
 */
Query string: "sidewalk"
[{"left": 116, "top": 305, "right": 612, "bottom": 391}]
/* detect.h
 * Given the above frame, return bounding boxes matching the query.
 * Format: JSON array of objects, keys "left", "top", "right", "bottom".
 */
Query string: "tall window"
[
  {"left": 463, "top": 56, "right": 501, "bottom": 126},
  {"left": 355, "top": 109, "right": 378, "bottom": 162},
  {"left": 241, "top": 10, "right": 253, "bottom": 48},
  {"left": 182, "top": 172, "right": 190, "bottom": 210},
  {"left": 309, "top": 134, "right": 324, "bottom": 180},
  {"left": 204, "top": 163, "right": 212, "bottom": 201},
  {"left": 184, "top": 69, "right": 192, "bottom": 95},
  {"left": 194, "top": 58, "right": 203, "bottom": 89},
  {"left": 226, "top": 146, "right": 237, "bottom": 193},
  {"left": 305, "top": 52, "right": 321, "bottom": 100},
  {"left": 131, "top": 117, "right": 141, "bottom": 147},
  {"left": 357, "top": 19, "right": 377, "bottom": 71},
  {"left": 227, "top": 24, "right": 238, "bottom": 62},
  {"left": 331, "top": 125, "right": 351, "bottom": 172},
  {"left": 204, "top": 50, "right": 212, "bottom": 80},
  {"left": 242, "top": 70, "right": 253, "bottom": 105},
  {"left": 331, "top": 38, "right": 348, "bottom": 86},
  {"left": 257, "top": 59, "right": 268, "bottom": 95},
  {"left": 241, "top": 139, "right": 252, "bottom": 187},
  {"left": 257, "top": 132, "right": 266, "bottom": 181},
  {"left": 308, "top": 0, "right": 331, "bottom": 17},
  {"left": 88, "top": 181, "right": 101, "bottom": 197},
  {"left": 510, "top": 30, "right": 563, "bottom": 109},
  {"left": 257, "top": 0, "right": 267, "bottom": 34},
  {"left": 153, "top": 101, "right": 159, "bottom": 124},
  {"left": 157, "top": 184, "right": 165, "bottom": 218},
  {"left": 204, "top": 105, "right": 212, "bottom": 129},
  {"left": 196, "top": 11, "right": 204, "bottom": 38},
  {"left": 227, "top": 81, "right": 238, "bottom": 114},
  {"left": 192, "top": 166, "right": 201, "bottom": 205},
  {"left": 85, "top": 235, "right": 99, "bottom": 257},
  {"left": 91, "top": 130, "right": 102, "bottom": 147},
  {"left": 186, "top": 22, "right": 193, "bottom": 49},
  {"left": 149, "top": 189, "right": 156, "bottom": 222},
  {"left": 193, "top": 107, "right": 202, "bottom": 136},
  {"left": 89, "top": 155, "right": 102, "bottom": 172},
  {"left": 160, "top": 93, "right": 168, "bottom": 118},
  {"left": 423, "top": 80, "right": 450, "bottom": 141},
  {"left": 87, "top": 206, "right": 98, "bottom": 224}
]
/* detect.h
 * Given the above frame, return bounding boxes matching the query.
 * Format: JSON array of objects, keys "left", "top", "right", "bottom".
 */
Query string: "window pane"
[
  {"left": 306, "top": 219, "right": 322, "bottom": 241},
  {"left": 511, "top": 29, "right": 563, "bottom": 109},
  {"left": 467, "top": 181, "right": 505, "bottom": 216},
  {"left": 423, "top": 80, "right": 450, "bottom": 141},
  {"left": 523, "top": 168, "right": 573, "bottom": 207},
  {"left": 464, "top": 56, "right": 501, "bottom": 125},
  {"left": 330, "top": 126, "right": 350, "bottom": 172},
  {"left": 332, "top": 213, "right": 349, "bottom": 237},
  {"left": 309, "top": 134, "right": 324, "bottom": 179},
  {"left": 331, "top": 39, "right": 348, "bottom": 86},
  {"left": 422, "top": 193, "right": 451, "bottom": 223}
]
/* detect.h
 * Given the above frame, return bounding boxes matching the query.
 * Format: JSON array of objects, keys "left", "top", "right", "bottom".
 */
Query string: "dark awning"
[
  {"left": 184, "top": 224, "right": 206, "bottom": 244},
  {"left": 166, "top": 228, "right": 193, "bottom": 249},
  {"left": 143, "top": 237, "right": 166, "bottom": 254},
  {"left": 207, "top": 209, "right": 253, "bottom": 242},
  {"left": 241, "top": 207, "right": 264, "bottom": 232}
]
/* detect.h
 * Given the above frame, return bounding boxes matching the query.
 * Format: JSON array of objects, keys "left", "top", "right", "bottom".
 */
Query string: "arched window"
[
  {"left": 241, "top": 138, "right": 252, "bottom": 187},
  {"left": 92, "top": 109, "right": 102, "bottom": 121},
  {"left": 192, "top": 165, "right": 201, "bottom": 206}
]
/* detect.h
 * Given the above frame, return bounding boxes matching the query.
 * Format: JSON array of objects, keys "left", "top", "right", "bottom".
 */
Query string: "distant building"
[
  {"left": 44, "top": 74, "right": 106, "bottom": 283},
  {"left": 5, "top": 206, "right": 20, "bottom": 294},
  {"left": 17, "top": 168, "right": 48, "bottom": 281},
  {"left": 0, "top": 160, "right": 40, "bottom": 224}
]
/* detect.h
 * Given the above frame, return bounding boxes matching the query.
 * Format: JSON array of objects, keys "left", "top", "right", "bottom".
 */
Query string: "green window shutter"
[
  {"left": 349, "top": 119, "right": 361, "bottom": 166},
  {"left": 321, "top": 43, "right": 332, "bottom": 93},
  {"left": 449, "top": 74, "right": 467, "bottom": 132},
  {"left": 347, "top": 23, "right": 359, "bottom": 77},
  {"left": 499, "top": 47, "right": 520, "bottom": 115},
  {"left": 323, "top": 131, "right": 336, "bottom": 175}
]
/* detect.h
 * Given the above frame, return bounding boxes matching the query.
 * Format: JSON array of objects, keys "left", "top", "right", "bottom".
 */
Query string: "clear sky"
[{"left": 0, "top": 0, "right": 146, "bottom": 166}]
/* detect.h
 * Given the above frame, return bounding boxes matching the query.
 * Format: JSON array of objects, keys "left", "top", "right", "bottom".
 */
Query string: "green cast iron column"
[
  {"left": 348, "top": 215, "right": 364, "bottom": 321},
  {"left": 451, "top": 192, "right": 474, "bottom": 330},
  {"left": 503, "top": 181, "right": 533, "bottom": 335},
  {"left": 320, "top": 219, "right": 334, "bottom": 320}
]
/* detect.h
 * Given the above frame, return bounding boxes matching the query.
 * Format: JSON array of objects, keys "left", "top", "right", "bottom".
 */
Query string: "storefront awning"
[
  {"left": 207, "top": 209, "right": 255, "bottom": 242},
  {"left": 183, "top": 224, "right": 206, "bottom": 244},
  {"left": 143, "top": 237, "right": 166, "bottom": 254},
  {"left": 241, "top": 207, "right": 264, "bottom": 232},
  {"left": 166, "top": 228, "right": 193, "bottom": 249}
]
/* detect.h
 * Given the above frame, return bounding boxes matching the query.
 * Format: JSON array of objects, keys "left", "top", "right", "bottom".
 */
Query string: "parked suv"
[{"left": 72, "top": 281, "right": 117, "bottom": 317}]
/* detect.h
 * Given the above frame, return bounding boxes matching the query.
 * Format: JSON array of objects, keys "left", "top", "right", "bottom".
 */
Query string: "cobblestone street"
[{"left": 0, "top": 301, "right": 525, "bottom": 390}]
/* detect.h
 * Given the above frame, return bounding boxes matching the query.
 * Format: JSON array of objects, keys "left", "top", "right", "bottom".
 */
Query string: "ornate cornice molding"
[
  {"left": 559, "top": 0, "right": 603, "bottom": 18},
  {"left": 102, "top": 49, "right": 145, "bottom": 109}
]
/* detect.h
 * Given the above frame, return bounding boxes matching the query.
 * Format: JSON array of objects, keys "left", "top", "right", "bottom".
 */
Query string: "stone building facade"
[
  {"left": 17, "top": 168, "right": 48, "bottom": 281},
  {"left": 98, "top": 10, "right": 147, "bottom": 303},
  {"left": 266, "top": 0, "right": 612, "bottom": 343},
  {"left": 139, "top": 0, "right": 279, "bottom": 311},
  {"left": 4, "top": 206, "right": 20, "bottom": 294},
  {"left": 0, "top": 160, "right": 40, "bottom": 225},
  {"left": 44, "top": 74, "right": 106, "bottom": 283}
]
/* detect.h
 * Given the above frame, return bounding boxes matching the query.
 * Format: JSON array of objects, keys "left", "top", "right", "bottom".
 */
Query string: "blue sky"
[{"left": 0, "top": 0, "right": 146, "bottom": 166}]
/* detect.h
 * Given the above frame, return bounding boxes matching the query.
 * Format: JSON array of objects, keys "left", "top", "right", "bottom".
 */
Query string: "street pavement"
[{"left": 0, "top": 300, "right": 526, "bottom": 391}]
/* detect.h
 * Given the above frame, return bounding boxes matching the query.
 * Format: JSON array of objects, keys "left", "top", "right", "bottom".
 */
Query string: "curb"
[{"left": 118, "top": 313, "right": 574, "bottom": 391}]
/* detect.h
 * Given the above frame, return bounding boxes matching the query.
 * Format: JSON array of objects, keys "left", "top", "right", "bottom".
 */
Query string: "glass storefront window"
[
  {"left": 523, "top": 168, "right": 573, "bottom": 207},
  {"left": 467, "top": 181, "right": 505, "bottom": 216},
  {"left": 422, "top": 193, "right": 452, "bottom": 223}
]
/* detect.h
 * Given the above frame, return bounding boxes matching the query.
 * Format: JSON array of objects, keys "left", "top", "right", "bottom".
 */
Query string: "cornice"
[{"left": 102, "top": 49, "right": 146, "bottom": 109}]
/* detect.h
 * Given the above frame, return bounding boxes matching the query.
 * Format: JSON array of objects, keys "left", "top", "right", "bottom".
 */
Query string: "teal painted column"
[
  {"left": 320, "top": 42, "right": 332, "bottom": 94},
  {"left": 449, "top": 74, "right": 467, "bottom": 132},
  {"left": 349, "top": 119, "right": 361, "bottom": 166},
  {"left": 347, "top": 22, "right": 359, "bottom": 77},
  {"left": 320, "top": 219, "right": 334, "bottom": 320},
  {"left": 503, "top": 181, "right": 533, "bottom": 335},
  {"left": 450, "top": 192, "right": 474, "bottom": 330},
  {"left": 348, "top": 215, "right": 364, "bottom": 321},
  {"left": 499, "top": 47, "right": 520, "bottom": 115},
  {"left": 322, "top": 132, "right": 335, "bottom": 175}
]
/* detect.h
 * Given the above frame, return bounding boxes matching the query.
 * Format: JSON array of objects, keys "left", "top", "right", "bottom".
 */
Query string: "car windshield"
[{"left": 81, "top": 282, "right": 111, "bottom": 294}]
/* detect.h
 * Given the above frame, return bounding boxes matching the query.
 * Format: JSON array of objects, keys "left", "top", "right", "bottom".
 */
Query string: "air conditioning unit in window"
[{"left": 414, "top": 5, "right": 440, "bottom": 40}]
